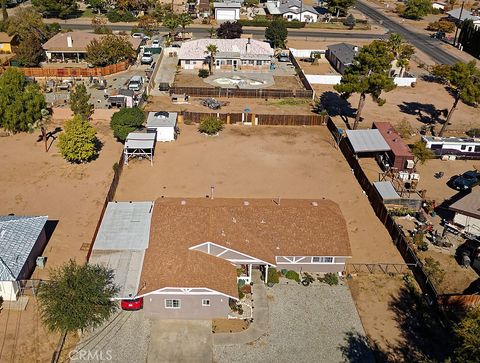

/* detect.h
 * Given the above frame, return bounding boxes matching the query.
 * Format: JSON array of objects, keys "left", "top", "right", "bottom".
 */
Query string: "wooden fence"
[
  {"left": 85, "top": 153, "right": 125, "bottom": 261},
  {"left": 326, "top": 118, "right": 439, "bottom": 300},
  {"left": 169, "top": 86, "right": 314, "bottom": 99},
  {"left": 182, "top": 111, "right": 327, "bottom": 126},
  {"left": 0, "top": 61, "right": 129, "bottom": 78}
]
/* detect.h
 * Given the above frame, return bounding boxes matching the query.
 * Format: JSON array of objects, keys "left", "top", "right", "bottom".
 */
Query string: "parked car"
[
  {"left": 278, "top": 54, "right": 290, "bottom": 62},
  {"left": 128, "top": 76, "right": 143, "bottom": 91},
  {"left": 141, "top": 51, "right": 153, "bottom": 65},
  {"left": 58, "top": 79, "right": 73, "bottom": 90},
  {"left": 132, "top": 32, "right": 150, "bottom": 40},
  {"left": 151, "top": 39, "right": 160, "bottom": 48},
  {"left": 451, "top": 170, "right": 480, "bottom": 190},
  {"left": 121, "top": 297, "right": 143, "bottom": 311}
]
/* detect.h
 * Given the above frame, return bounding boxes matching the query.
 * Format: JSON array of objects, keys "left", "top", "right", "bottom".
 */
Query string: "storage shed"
[
  {"left": 345, "top": 129, "right": 390, "bottom": 154},
  {"left": 373, "top": 122, "right": 414, "bottom": 171},
  {"left": 146, "top": 111, "right": 178, "bottom": 142},
  {"left": 373, "top": 181, "right": 422, "bottom": 211},
  {"left": 124, "top": 132, "right": 156, "bottom": 165}
]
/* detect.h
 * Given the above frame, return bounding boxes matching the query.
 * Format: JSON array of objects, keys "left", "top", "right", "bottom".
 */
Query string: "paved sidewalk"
[{"left": 213, "top": 270, "right": 269, "bottom": 345}]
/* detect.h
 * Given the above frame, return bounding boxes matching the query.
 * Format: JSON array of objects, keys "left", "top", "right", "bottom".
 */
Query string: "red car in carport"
[{"left": 121, "top": 297, "right": 143, "bottom": 311}]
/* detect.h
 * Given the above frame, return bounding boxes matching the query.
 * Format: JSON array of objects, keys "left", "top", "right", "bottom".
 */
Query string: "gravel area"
[
  {"left": 73, "top": 310, "right": 150, "bottom": 363},
  {"left": 214, "top": 283, "right": 373, "bottom": 363}
]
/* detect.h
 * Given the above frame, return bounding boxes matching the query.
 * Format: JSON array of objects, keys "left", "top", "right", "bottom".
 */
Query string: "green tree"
[
  {"left": 163, "top": 14, "right": 179, "bottom": 43},
  {"left": 327, "top": 0, "right": 355, "bottom": 16},
  {"left": 0, "top": 68, "right": 46, "bottom": 133},
  {"left": 198, "top": 115, "right": 223, "bottom": 135},
  {"left": 15, "top": 34, "right": 45, "bottom": 66},
  {"left": 58, "top": 116, "right": 98, "bottom": 163},
  {"left": 427, "top": 20, "right": 455, "bottom": 33},
  {"left": 423, "top": 257, "right": 445, "bottom": 286},
  {"left": 91, "top": 15, "right": 111, "bottom": 34},
  {"left": 177, "top": 13, "right": 192, "bottom": 40},
  {"left": 216, "top": 21, "right": 243, "bottom": 39},
  {"left": 343, "top": 14, "right": 356, "bottom": 29},
  {"left": 7, "top": 7, "right": 52, "bottom": 41},
  {"left": 454, "top": 307, "right": 480, "bottom": 362},
  {"left": 110, "top": 106, "right": 145, "bottom": 142},
  {"left": 32, "top": 0, "right": 78, "bottom": 19},
  {"left": 265, "top": 18, "right": 288, "bottom": 48},
  {"left": 86, "top": 34, "right": 136, "bottom": 67},
  {"left": 205, "top": 43, "right": 218, "bottom": 75},
  {"left": 334, "top": 40, "right": 396, "bottom": 129},
  {"left": 86, "top": 0, "right": 106, "bottom": 14},
  {"left": 208, "top": 26, "right": 216, "bottom": 39},
  {"left": 70, "top": 84, "right": 94, "bottom": 120},
  {"left": 411, "top": 140, "right": 433, "bottom": 166},
  {"left": 431, "top": 61, "right": 480, "bottom": 136},
  {"left": 402, "top": 0, "right": 432, "bottom": 20},
  {"left": 138, "top": 14, "right": 158, "bottom": 34},
  {"left": 37, "top": 260, "right": 119, "bottom": 334},
  {"left": 388, "top": 33, "right": 415, "bottom": 77}
]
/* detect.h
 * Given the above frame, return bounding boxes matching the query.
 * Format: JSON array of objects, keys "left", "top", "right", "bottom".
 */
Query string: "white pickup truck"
[{"left": 141, "top": 51, "right": 153, "bottom": 65}]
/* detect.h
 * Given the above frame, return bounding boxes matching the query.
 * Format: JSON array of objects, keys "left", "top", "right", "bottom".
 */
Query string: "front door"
[{"left": 233, "top": 60, "right": 238, "bottom": 71}]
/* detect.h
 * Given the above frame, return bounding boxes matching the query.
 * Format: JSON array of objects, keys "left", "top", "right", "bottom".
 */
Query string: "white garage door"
[{"left": 216, "top": 9, "right": 236, "bottom": 20}]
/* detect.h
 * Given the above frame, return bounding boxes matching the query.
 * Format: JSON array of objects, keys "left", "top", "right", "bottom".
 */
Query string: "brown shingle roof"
[
  {"left": 139, "top": 198, "right": 351, "bottom": 298},
  {"left": 449, "top": 189, "right": 480, "bottom": 219},
  {"left": 0, "top": 32, "right": 14, "bottom": 43},
  {"left": 42, "top": 31, "right": 142, "bottom": 52}
]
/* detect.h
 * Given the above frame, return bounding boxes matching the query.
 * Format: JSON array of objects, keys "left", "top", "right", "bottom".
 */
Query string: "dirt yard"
[
  {"left": 145, "top": 95, "right": 315, "bottom": 115},
  {"left": 317, "top": 79, "right": 480, "bottom": 135},
  {"left": 0, "top": 115, "right": 122, "bottom": 362},
  {"left": 116, "top": 125, "right": 403, "bottom": 265}
]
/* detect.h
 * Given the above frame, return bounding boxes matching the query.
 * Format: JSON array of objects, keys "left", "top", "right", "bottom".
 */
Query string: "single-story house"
[
  {"left": 449, "top": 189, "right": 480, "bottom": 237},
  {"left": 146, "top": 111, "right": 178, "bottom": 142},
  {"left": 197, "top": 0, "right": 211, "bottom": 17},
  {"left": 266, "top": 0, "right": 319, "bottom": 22},
  {"left": 0, "top": 215, "right": 48, "bottom": 301},
  {"left": 326, "top": 43, "right": 359, "bottom": 75},
  {"left": 373, "top": 122, "right": 414, "bottom": 171},
  {"left": 0, "top": 32, "right": 19, "bottom": 53},
  {"left": 89, "top": 202, "right": 154, "bottom": 300},
  {"left": 447, "top": 8, "right": 480, "bottom": 27},
  {"left": 214, "top": 1, "right": 241, "bottom": 20},
  {"left": 137, "top": 198, "right": 351, "bottom": 319},
  {"left": 177, "top": 38, "right": 274, "bottom": 71},
  {"left": 42, "top": 32, "right": 142, "bottom": 63}
]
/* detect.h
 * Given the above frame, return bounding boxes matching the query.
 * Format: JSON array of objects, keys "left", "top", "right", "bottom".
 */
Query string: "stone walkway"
[{"left": 213, "top": 270, "right": 269, "bottom": 345}]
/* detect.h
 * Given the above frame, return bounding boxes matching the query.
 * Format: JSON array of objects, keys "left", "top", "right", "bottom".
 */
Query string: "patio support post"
[
  {"left": 62, "top": 52, "right": 65, "bottom": 62},
  {"left": 248, "top": 264, "right": 252, "bottom": 281},
  {"left": 77, "top": 52, "right": 80, "bottom": 62},
  {"left": 264, "top": 264, "right": 268, "bottom": 283}
]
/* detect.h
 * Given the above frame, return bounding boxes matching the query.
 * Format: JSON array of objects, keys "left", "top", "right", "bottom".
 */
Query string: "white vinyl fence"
[{"left": 306, "top": 74, "right": 417, "bottom": 87}]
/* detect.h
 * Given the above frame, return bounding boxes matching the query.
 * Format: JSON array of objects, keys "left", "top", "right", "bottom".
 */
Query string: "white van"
[{"left": 128, "top": 76, "right": 143, "bottom": 91}]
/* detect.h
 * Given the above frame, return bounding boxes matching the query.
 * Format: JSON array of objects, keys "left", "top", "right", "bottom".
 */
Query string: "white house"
[
  {"left": 0, "top": 216, "right": 48, "bottom": 301},
  {"left": 177, "top": 38, "right": 274, "bottom": 71},
  {"left": 146, "top": 111, "right": 178, "bottom": 142},
  {"left": 213, "top": 1, "right": 241, "bottom": 20},
  {"left": 449, "top": 189, "right": 480, "bottom": 237},
  {"left": 447, "top": 8, "right": 480, "bottom": 28},
  {"left": 266, "top": 0, "right": 319, "bottom": 22}
]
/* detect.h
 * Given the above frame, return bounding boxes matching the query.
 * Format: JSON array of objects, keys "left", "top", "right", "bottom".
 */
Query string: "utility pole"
[{"left": 453, "top": 0, "right": 465, "bottom": 47}]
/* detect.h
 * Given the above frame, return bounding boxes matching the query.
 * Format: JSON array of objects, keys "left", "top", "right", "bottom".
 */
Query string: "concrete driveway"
[{"left": 148, "top": 319, "right": 212, "bottom": 363}]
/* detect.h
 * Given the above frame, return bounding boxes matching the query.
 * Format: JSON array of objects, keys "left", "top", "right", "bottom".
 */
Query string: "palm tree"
[
  {"left": 208, "top": 26, "right": 216, "bottom": 39},
  {"left": 205, "top": 44, "right": 218, "bottom": 75},
  {"left": 387, "top": 33, "right": 414, "bottom": 77},
  {"left": 163, "top": 14, "right": 179, "bottom": 44},
  {"left": 177, "top": 13, "right": 192, "bottom": 41}
]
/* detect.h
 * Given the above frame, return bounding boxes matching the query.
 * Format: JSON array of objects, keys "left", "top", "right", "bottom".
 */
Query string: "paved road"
[
  {"left": 356, "top": 0, "right": 460, "bottom": 65},
  {"left": 62, "top": 23, "right": 385, "bottom": 40}
]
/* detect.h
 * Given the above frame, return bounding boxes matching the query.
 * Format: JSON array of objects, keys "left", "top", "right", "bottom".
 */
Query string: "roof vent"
[
  {"left": 232, "top": 217, "right": 237, "bottom": 223},
  {"left": 311, "top": 201, "right": 318, "bottom": 207},
  {"left": 260, "top": 219, "right": 266, "bottom": 224},
  {"left": 181, "top": 200, "right": 187, "bottom": 205},
  {"left": 243, "top": 201, "right": 250, "bottom": 206}
]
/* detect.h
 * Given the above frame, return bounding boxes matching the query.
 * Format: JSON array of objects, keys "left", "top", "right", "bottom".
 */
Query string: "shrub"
[
  {"left": 321, "top": 273, "right": 339, "bottom": 285},
  {"left": 423, "top": 257, "right": 445, "bottom": 285},
  {"left": 106, "top": 10, "right": 136, "bottom": 23},
  {"left": 58, "top": 116, "right": 98, "bottom": 163},
  {"left": 466, "top": 128, "right": 480, "bottom": 137},
  {"left": 285, "top": 270, "right": 300, "bottom": 282},
  {"left": 343, "top": 14, "right": 356, "bottom": 29},
  {"left": 110, "top": 107, "right": 145, "bottom": 142},
  {"left": 198, "top": 115, "right": 224, "bottom": 135},
  {"left": 426, "top": 20, "right": 455, "bottom": 33},
  {"left": 198, "top": 69, "right": 210, "bottom": 78},
  {"left": 394, "top": 118, "right": 414, "bottom": 139},
  {"left": 267, "top": 267, "right": 279, "bottom": 284},
  {"left": 280, "top": 269, "right": 288, "bottom": 276}
]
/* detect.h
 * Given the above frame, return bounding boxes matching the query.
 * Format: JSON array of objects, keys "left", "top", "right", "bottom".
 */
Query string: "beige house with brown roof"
[
  {"left": 42, "top": 31, "right": 142, "bottom": 63},
  {"left": 135, "top": 198, "right": 351, "bottom": 319}
]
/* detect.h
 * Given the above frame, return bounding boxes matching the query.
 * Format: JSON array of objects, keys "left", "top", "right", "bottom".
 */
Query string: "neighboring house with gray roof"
[
  {"left": 326, "top": 43, "right": 359, "bottom": 74},
  {"left": 449, "top": 189, "right": 480, "bottom": 237},
  {"left": 266, "top": 0, "right": 319, "bottom": 22},
  {"left": 447, "top": 8, "right": 480, "bottom": 27},
  {"left": 0, "top": 215, "right": 48, "bottom": 301},
  {"left": 177, "top": 38, "right": 274, "bottom": 71}
]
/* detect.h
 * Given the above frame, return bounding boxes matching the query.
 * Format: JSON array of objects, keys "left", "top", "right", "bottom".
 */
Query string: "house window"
[
  {"left": 202, "top": 299, "right": 210, "bottom": 306},
  {"left": 461, "top": 145, "right": 466, "bottom": 150},
  {"left": 216, "top": 60, "right": 220, "bottom": 66},
  {"left": 312, "top": 257, "right": 334, "bottom": 263},
  {"left": 287, "top": 14, "right": 293, "bottom": 19},
  {"left": 185, "top": 60, "right": 190, "bottom": 65},
  {"left": 256, "top": 60, "right": 262, "bottom": 66},
  {"left": 227, "top": 60, "right": 232, "bottom": 65},
  {"left": 165, "top": 299, "right": 181, "bottom": 308}
]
